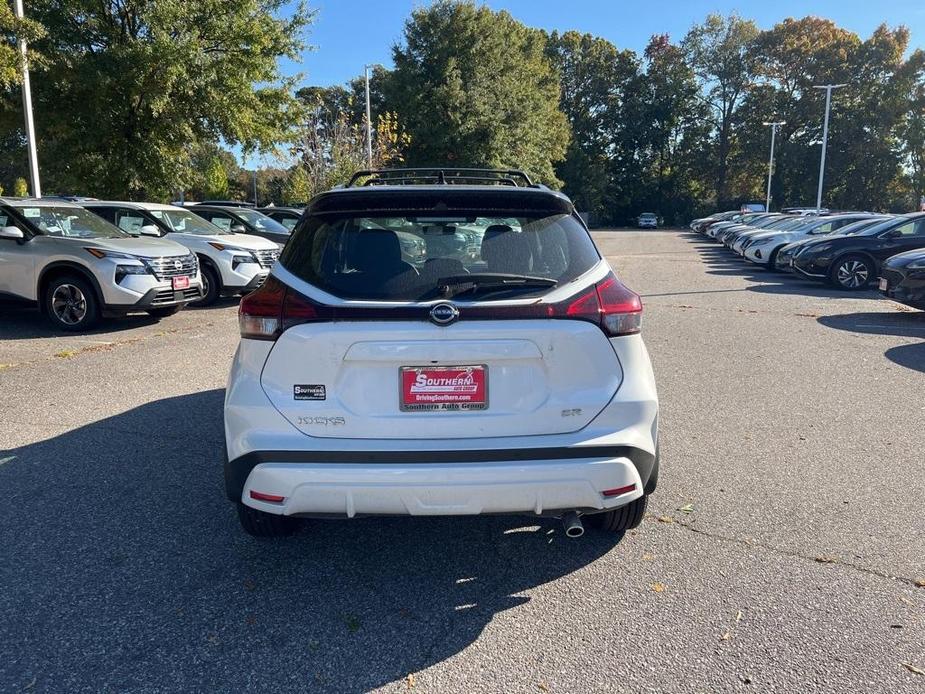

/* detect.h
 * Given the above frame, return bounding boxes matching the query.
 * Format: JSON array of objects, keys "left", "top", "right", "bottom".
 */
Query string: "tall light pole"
[
  {"left": 813, "top": 84, "right": 846, "bottom": 211},
  {"left": 363, "top": 64, "right": 383, "bottom": 169},
  {"left": 14, "top": 0, "right": 41, "bottom": 198},
  {"left": 762, "top": 121, "right": 786, "bottom": 212}
]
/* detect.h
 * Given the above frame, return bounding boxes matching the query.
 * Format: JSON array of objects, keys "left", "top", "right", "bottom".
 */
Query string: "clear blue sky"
[{"left": 288, "top": 0, "right": 925, "bottom": 88}]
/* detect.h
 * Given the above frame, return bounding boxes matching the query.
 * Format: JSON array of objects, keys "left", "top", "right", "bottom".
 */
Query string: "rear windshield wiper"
[{"left": 432, "top": 273, "right": 558, "bottom": 299}]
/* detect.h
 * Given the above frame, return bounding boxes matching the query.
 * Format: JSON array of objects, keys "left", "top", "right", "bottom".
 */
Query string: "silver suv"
[
  {"left": 82, "top": 201, "right": 279, "bottom": 306},
  {"left": 0, "top": 198, "right": 203, "bottom": 331}
]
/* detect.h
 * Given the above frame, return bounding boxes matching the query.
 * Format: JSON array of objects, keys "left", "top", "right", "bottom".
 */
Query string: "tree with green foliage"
[
  {"left": 0, "top": 4, "right": 45, "bottom": 89},
  {"left": 12, "top": 0, "right": 314, "bottom": 200},
  {"left": 203, "top": 157, "right": 229, "bottom": 199},
  {"left": 682, "top": 14, "right": 760, "bottom": 205},
  {"left": 639, "top": 35, "right": 712, "bottom": 223},
  {"left": 283, "top": 166, "right": 312, "bottom": 204},
  {"left": 13, "top": 177, "right": 29, "bottom": 197},
  {"left": 385, "top": 0, "right": 569, "bottom": 184},
  {"left": 545, "top": 31, "right": 645, "bottom": 223}
]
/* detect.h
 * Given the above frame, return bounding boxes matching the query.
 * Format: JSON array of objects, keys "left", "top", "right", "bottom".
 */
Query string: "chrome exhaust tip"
[{"left": 562, "top": 511, "right": 584, "bottom": 538}]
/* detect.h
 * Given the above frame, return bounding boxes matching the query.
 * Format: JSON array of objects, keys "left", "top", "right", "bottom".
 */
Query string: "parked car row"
[
  {"left": 689, "top": 209, "right": 925, "bottom": 309},
  {"left": 0, "top": 197, "right": 305, "bottom": 331}
]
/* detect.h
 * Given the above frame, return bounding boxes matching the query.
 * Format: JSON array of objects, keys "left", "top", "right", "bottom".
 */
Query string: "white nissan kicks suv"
[
  {"left": 82, "top": 201, "right": 280, "bottom": 305},
  {"left": 0, "top": 197, "right": 202, "bottom": 331},
  {"left": 224, "top": 169, "right": 659, "bottom": 538}
]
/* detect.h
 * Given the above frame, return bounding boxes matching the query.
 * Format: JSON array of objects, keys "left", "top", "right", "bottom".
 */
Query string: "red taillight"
[
  {"left": 595, "top": 275, "right": 642, "bottom": 336},
  {"left": 238, "top": 276, "right": 332, "bottom": 340},
  {"left": 555, "top": 273, "right": 642, "bottom": 336},
  {"left": 249, "top": 490, "right": 285, "bottom": 503},
  {"left": 237, "top": 272, "right": 640, "bottom": 339}
]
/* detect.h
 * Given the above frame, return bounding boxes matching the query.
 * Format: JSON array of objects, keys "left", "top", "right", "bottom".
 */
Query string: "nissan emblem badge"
[{"left": 429, "top": 302, "right": 459, "bottom": 325}]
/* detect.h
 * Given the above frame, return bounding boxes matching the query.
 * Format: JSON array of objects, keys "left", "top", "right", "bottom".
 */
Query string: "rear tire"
[
  {"left": 237, "top": 503, "right": 299, "bottom": 537},
  {"left": 44, "top": 275, "right": 100, "bottom": 332},
  {"left": 146, "top": 306, "right": 182, "bottom": 319},
  {"left": 587, "top": 495, "right": 648, "bottom": 533}
]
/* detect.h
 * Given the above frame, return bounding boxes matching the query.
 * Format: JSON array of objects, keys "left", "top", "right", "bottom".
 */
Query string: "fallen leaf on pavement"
[
  {"left": 913, "top": 579, "right": 925, "bottom": 588},
  {"left": 678, "top": 504, "right": 695, "bottom": 514},
  {"left": 658, "top": 515, "right": 674, "bottom": 524},
  {"left": 735, "top": 610, "right": 743, "bottom": 623},
  {"left": 814, "top": 555, "right": 838, "bottom": 564},
  {"left": 405, "top": 673, "right": 416, "bottom": 689},
  {"left": 537, "top": 683, "right": 550, "bottom": 692},
  {"left": 651, "top": 582, "right": 667, "bottom": 593},
  {"left": 901, "top": 663, "right": 924, "bottom": 675}
]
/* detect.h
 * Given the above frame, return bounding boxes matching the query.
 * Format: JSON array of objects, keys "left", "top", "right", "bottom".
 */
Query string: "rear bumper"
[{"left": 228, "top": 447, "right": 656, "bottom": 517}]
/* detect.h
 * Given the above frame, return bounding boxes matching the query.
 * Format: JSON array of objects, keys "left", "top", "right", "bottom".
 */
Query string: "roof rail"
[{"left": 346, "top": 168, "right": 535, "bottom": 189}]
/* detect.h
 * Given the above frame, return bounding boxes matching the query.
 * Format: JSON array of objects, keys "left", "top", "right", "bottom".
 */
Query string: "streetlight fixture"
[
  {"left": 813, "top": 83, "right": 847, "bottom": 211},
  {"left": 364, "top": 64, "right": 383, "bottom": 168},
  {"left": 14, "top": 0, "right": 41, "bottom": 197},
  {"left": 762, "top": 121, "right": 786, "bottom": 212}
]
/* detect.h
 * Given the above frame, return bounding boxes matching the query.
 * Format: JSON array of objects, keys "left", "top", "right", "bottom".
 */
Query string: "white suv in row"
[
  {"left": 0, "top": 198, "right": 203, "bottom": 331},
  {"left": 224, "top": 169, "right": 660, "bottom": 538},
  {"left": 83, "top": 202, "right": 280, "bottom": 305}
]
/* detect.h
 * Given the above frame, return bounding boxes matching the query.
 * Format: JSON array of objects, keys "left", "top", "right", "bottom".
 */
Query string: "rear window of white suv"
[{"left": 280, "top": 213, "right": 601, "bottom": 301}]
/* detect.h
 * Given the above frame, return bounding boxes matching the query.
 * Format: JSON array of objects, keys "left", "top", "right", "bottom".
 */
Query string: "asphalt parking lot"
[{"left": 1, "top": 229, "right": 923, "bottom": 693}]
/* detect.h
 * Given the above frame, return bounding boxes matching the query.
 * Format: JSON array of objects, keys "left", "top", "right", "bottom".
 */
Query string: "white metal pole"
[
  {"left": 364, "top": 65, "right": 373, "bottom": 169},
  {"left": 814, "top": 84, "right": 846, "bottom": 212},
  {"left": 815, "top": 88, "right": 831, "bottom": 212},
  {"left": 762, "top": 121, "right": 785, "bottom": 212},
  {"left": 765, "top": 126, "right": 775, "bottom": 212},
  {"left": 14, "top": 0, "right": 41, "bottom": 198}
]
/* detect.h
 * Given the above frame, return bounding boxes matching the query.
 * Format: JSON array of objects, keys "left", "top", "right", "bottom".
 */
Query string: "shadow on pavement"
[
  {"left": 687, "top": 239, "right": 884, "bottom": 301},
  {"left": 817, "top": 311, "right": 925, "bottom": 373},
  {"left": 0, "top": 390, "right": 618, "bottom": 692},
  {"left": 0, "top": 306, "right": 162, "bottom": 340}
]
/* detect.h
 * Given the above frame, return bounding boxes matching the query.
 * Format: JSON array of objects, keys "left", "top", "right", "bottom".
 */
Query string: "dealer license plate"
[
  {"left": 400, "top": 365, "right": 488, "bottom": 412},
  {"left": 172, "top": 275, "right": 190, "bottom": 290}
]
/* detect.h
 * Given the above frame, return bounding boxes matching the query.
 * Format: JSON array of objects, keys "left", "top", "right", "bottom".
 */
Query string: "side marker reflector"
[
  {"left": 601, "top": 483, "right": 637, "bottom": 498},
  {"left": 250, "top": 490, "right": 285, "bottom": 503}
]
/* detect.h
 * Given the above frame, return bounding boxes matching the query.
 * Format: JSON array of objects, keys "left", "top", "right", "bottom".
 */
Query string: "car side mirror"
[
  {"left": 139, "top": 224, "right": 160, "bottom": 237},
  {"left": 0, "top": 226, "right": 24, "bottom": 240},
  {"left": 230, "top": 223, "right": 247, "bottom": 234}
]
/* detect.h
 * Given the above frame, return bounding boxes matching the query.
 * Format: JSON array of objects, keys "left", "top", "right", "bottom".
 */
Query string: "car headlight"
[
  {"left": 86, "top": 247, "right": 142, "bottom": 261},
  {"left": 231, "top": 252, "right": 258, "bottom": 269},
  {"left": 85, "top": 247, "right": 152, "bottom": 281},
  {"left": 207, "top": 242, "right": 257, "bottom": 268},
  {"left": 114, "top": 264, "right": 149, "bottom": 283}
]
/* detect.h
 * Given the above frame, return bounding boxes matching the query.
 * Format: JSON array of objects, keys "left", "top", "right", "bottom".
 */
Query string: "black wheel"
[
  {"left": 587, "top": 495, "right": 648, "bottom": 533},
  {"left": 829, "top": 255, "right": 875, "bottom": 290},
  {"left": 236, "top": 503, "right": 299, "bottom": 537},
  {"left": 146, "top": 306, "right": 182, "bottom": 319},
  {"left": 44, "top": 274, "right": 100, "bottom": 332},
  {"left": 192, "top": 263, "right": 220, "bottom": 306}
]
